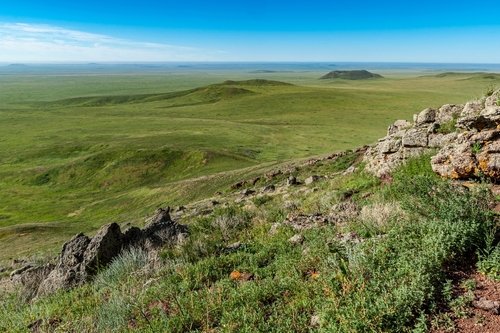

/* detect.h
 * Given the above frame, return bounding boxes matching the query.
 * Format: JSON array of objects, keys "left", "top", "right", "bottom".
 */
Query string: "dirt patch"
[{"left": 431, "top": 264, "right": 500, "bottom": 333}]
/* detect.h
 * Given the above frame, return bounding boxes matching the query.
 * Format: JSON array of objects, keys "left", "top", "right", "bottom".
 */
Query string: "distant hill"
[
  {"left": 320, "top": 70, "right": 383, "bottom": 80},
  {"left": 220, "top": 79, "right": 294, "bottom": 86},
  {"left": 248, "top": 70, "right": 293, "bottom": 74},
  {"left": 35, "top": 79, "right": 294, "bottom": 108}
]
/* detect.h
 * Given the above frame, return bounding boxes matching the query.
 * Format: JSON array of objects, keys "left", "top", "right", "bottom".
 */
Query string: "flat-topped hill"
[{"left": 320, "top": 70, "right": 383, "bottom": 80}]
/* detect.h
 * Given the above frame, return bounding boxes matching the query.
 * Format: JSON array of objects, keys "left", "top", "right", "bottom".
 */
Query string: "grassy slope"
[
  {"left": 0, "top": 71, "right": 499, "bottom": 260},
  {"left": 2, "top": 152, "right": 498, "bottom": 332}
]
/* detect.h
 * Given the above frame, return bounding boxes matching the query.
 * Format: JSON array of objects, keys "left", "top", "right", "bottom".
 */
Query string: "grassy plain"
[{"left": 0, "top": 66, "right": 499, "bottom": 260}]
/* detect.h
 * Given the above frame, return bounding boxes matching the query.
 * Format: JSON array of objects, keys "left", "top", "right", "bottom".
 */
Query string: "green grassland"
[{"left": 0, "top": 69, "right": 499, "bottom": 261}]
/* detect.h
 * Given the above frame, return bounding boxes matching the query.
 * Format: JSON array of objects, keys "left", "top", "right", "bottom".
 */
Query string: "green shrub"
[
  {"left": 252, "top": 195, "right": 274, "bottom": 206},
  {"left": 93, "top": 247, "right": 149, "bottom": 288},
  {"left": 437, "top": 113, "right": 459, "bottom": 134},
  {"left": 485, "top": 84, "right": 498, "bottom": 97},
  {"left": 471, "top": 141, "right": 482, "bottom": 154}
]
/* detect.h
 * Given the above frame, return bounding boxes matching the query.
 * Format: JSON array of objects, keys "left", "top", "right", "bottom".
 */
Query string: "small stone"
[
  {"left": 305, "top": 175, "right": 321, "bottom": 185},
  {"left": 229, "top": 270, "right": 254, "bottom": 282},
  {"left": 287, "top": 176, "right": 297, "bottom": 186},
  {"left": 360, "top": 192, "right": 372, "bottom": 199},
  {"left": 310, "top": 315, "right": 321, "bottom": 327},
  {"left": 473, "top": 298, "right": 500, "bottom": 314},
  {"left": 242, "top": 189, "right": 255, "bottom": 196},
  {"left": 268, "top": 223, "right": 282, "bottom": 235},
  {"left": 225, "top": 242, "right": 243, "bottom": 251},
  {"left": 261, "top": 185, "right": 275, "bottom": 193},
  {"left": 283, "top": 201, "right": 298, "bottom": 211},
  {"left": 342, "top": 166, "right": 357, "bottom": 175},
  {"left": 288, "top": 234, "right": 306, "bottom": 245},
  {"left": 304, "top": 187, "right": 319, "bottom": 195}
]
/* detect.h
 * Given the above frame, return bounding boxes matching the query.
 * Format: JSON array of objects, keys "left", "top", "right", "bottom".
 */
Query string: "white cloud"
[{"left": 0, "top": 23, "right": 224, "bottom": 62}]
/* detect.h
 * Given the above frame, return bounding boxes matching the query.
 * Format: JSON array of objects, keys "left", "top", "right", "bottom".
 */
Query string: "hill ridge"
[{"left": 319, "top": 69, "right": 383, "bottom": 80}]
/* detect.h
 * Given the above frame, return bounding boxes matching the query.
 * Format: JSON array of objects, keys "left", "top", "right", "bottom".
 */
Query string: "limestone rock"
[
  {"left": 268, "top": 223, "right": 282, "bottom": 235},
  {"left": 10, "top": 263, "right": 54, "bottom": 286},
  {"left": 436, "top": 104, "right": 464, "bottom": 124},
  {"left": 283, "top": 201, "right": 298, "bottom": 211},
  {"left": 380, "top": 139, "right": 402, "bottom": 154},
  {"left": 13, "top": 206, "right": 187, "bottom": 299},
  {"left": 284, "top": 213, "right": 328, "bottom": 230},
  {"left": 428, "top": 132, "right": 458, "bottom": 148},
  {"left": 242, "top": 189, "right": 256, "bottom": 196},
  {"left": 329, "top": 202, "right": 360, "bottom": 224},
  {"left": 288, "top": 234, "right": 306, "bottom": 245},
  {"left": 461, "top": 100, "right": 484, "bottom": 117},
  {"left": 141, "top": 207, "right": 187, "bottom": 249},
  {"left": 402, "top": 129, "right": 428, "bottom": 147},
  {"left": 415, "top": 108, "right": 436, "bottom": 125},
  {"left": 481, "top": 106, "right": 500, "bottom": 124},
  {"left": 387, "top": 119, "right": 411, "bottom": 136},
  {"left": 305, "top": 175, "right": 322, "bottom": 185},
  {"left": 485, "top": 89, "right": 500, "bottom": 107},
  {"left": 342, "top": 166, "right": 358, "bottom": 175}
]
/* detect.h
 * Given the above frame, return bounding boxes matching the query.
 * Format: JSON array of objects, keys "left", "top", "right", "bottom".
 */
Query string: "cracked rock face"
[
  {"left": 430, "top": 90, "right": 500, "bottom": 180},
  {"left": 365, "top": 89, "right": 500, "bottom": 181}
]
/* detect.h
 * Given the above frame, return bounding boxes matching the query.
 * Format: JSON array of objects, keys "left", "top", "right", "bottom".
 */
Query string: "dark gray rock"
[
  {"left": 83, "top": 223, "right": 124, "bottom": 275},
  {"left": 60, "top": 233, "right": 90, "bottom": 268},
  {"left": 241, "top": 189, "right": 256, "bottom": 196},
  {"left": 14, "top": 206, "right": 188, "bottom": 299},
  {"left": 261, "top": 184, "right": 275, "bottom": 193},
  {"left": 37, "top": 267, "right": 78, "bottom": 296},
  {"left": 287, "top": 176, "right": 297, "bottom": 186}
]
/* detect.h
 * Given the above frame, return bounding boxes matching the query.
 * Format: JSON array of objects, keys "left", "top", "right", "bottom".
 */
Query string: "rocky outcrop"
[
  {"left": 430, "top": 90, "right": 500, "bottom": 180},
  {"left": 364, "top": 88, "right": 500, "bottom": 182},
  {"left": 364, "top": 102, "right": 464, "bottom": 176},
  {"left": 10, "top": 207, "right": 187, "bottom": 297}
]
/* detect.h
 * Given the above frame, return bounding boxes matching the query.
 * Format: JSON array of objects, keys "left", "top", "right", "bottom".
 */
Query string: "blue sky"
[{"left": 0, "top": 0, "right": 499, "bottom": 62}]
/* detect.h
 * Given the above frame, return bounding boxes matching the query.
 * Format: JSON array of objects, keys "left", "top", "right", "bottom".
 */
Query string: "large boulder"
[
  {"left": 415, "top": 108, "right": 436, "bottom": 126},
  {"left": 436, "top": 104, "right": 463, "bottom": 124},
  {"left": 365, "top": 89, "right": 500, "bottom": 183},
  {"left": 11, "top": 207, "right": 187, "bottom": 298},
  {"left": 387, "top": 120, "right": 411, "bottom": 136},
  {"left": 461, "top": 100, "right": 484, "bottom": 117},
  {"left": 485, "top": 90, "right": 500, "bottom": 107}
]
